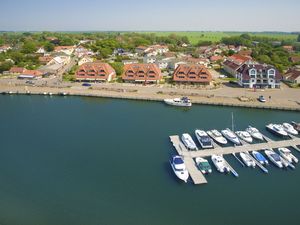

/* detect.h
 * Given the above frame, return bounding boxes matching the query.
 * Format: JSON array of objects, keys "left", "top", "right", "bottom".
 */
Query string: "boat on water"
[
  {"left": 164, "top": 97, "right": 192, "bottom": 107},
  {"left": 221, "top": 128, "right": 241, "bottom": 145},
  {"left": 246, "top": 126, "right": 264, "bottom": 141},
  {"left": 291, "top": 121, "right": 300, "bottom": 132},
  {"left": 266, "top": 124, "right": 288, "bottom": 137},
  {"left": 195, "top": 157, "right": 212, "bottom": 174},
  {"left": 264, "top": 150, "right": 283, "bottom": 168},
  {"left": 181, "top": 133, "right": 197, "bottom": 150},
  {"left": 58, "top": 92, "right": 68, "bottom": 96},
  {"left": 278, "top": 148, "right": 298, "bottom": 164},
  {"left": 239, "top": 152, "right": 256, "bottom": 167},
  {"left": 195, "top": 130, "right": 213, "bottom": 149},
  {"left": 170, "top": 155, "right": 189, "bottom": 183},
  {"left": 207, "top": 130, "right": 227, "bottom": 145},
  {"left": 252, "top": 151, "right": 269, "bottom": 165},
  {"left": 282, "top": 123, "right": 298, "bottom": 135},
  {"left": 235, "top": 131, "right": 253, "bottom": 143},
  {"left": 211, "top": 155, "right": 230, "bottom": 173}
]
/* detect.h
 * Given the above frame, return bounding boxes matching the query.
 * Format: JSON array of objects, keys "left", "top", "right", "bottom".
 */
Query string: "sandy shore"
[{"left": 1, "top": 82, "right": 300, "bottom": 111}]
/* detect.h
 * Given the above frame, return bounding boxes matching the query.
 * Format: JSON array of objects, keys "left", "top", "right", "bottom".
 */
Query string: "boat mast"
[{"left": 231, "top": 112, "right": 234, "bottom": 132}]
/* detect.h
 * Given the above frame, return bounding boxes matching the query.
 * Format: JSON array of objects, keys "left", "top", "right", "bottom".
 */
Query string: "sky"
[{"left": 0, "top": 0, "right": 300, "bottom": 32}]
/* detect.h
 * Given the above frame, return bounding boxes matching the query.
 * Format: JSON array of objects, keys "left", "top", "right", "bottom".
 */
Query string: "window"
[
  {"left": 148, "top": 75, "right": 155, "bottom": 78},
  {"left": 189, "top": 76, "right": 196, "bottom": 79}
]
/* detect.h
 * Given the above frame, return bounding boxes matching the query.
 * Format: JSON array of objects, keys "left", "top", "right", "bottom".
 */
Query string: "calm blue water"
[{"left": 0, "top": 95, "right": 299, "bottom": 225}]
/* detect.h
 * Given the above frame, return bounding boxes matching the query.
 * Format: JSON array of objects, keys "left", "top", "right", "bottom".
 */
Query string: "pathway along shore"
[{"left": 1, "top": 83, "right": 300, "bottom": 112}]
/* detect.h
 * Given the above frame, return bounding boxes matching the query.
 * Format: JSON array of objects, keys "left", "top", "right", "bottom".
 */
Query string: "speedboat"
[
  {"left": 264, "top": 150, "right": 283, "bottom": 168},
  {"left": 164, "top": 97, "right": 192, "bottom": 107},
  {"left": 170, "top": 155, "right": 189, "bottom": 183},
  {"left": 221, "top": 128, "right": 241, "bottom": 145},
  {"left": 239, "top": 152, "right": 256, "bottom": 167},
  {"left": 235, "top": 131, "right": 253, "bottom": 143},
  {"left": 207, "top": 129, "right": 227, "bottom": 145},
  {"left": 195, "top": 130, "right": 213, "bottom": 149},
  {"left": 266, "top": 124, "right": 288, "bottom": 137},
  {"left": 181, "top": 133, "right": 197, "bottom": 150},
  {"left": 282, "top": 123, "right": 298, "bottom": 135},
  {"left": 211, "top": 155, "right": 230, "bottom": 173},
  {"left": 278, "top": 148, "right": 298, "bottom": 164},
  {"left": 246, "top": 126, "right": 264, "bottom": 141},
  {"left": 291, "top": 121, "right": 300, "bottom": 132},
  {"left": 195, "top": 157, "right": 212, "bottom": 174},
  {"left": 252, "top": 151, "right": 268, "bottom": 165}
]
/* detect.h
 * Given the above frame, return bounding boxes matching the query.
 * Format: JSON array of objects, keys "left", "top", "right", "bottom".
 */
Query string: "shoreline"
[{"left": 1, "top": 84, "right": 300, "bottom": 112}]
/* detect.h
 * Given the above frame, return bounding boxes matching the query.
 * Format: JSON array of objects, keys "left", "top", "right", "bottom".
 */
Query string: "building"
[
  {"left": 76, "top": 62, "right": 116, "bottom": 82},
  {"left": 289, "top": 56, "right": 300, "bottom": 63},
  {"left": 236, "top": 63, "right": 281, "bottom": 88},
  {"left": 36, "top": 47, "right": 46, "bottom": 54},
  {"left": 173, "top": 64, "right": 212, "bottom": 84},
  {"left": 9, "top": 67, "right": 26, "bottom": 75},
  {"left": 48, "top": 56, "right": 70, "bottom": 66},
  {"left": 122, "top": 63, "right": 162, "bottom": 83},
  {"left": 18, "top": 70, "right": 44, "bottom": 79},
  {"left": 54, "top": 46, "right": 75, "bottom": 55},
  {"left": 39, "top": 56, "right": 54, "bottom": 65},
  {"left": 78, "top": 56, "right": 93, "bottom": 66},
  {"left": 143, "top": 56, "right": 156, "bottom": 64},
  {"left": 122, "top": 60, "right": 139, "bottom": 65},
  {"left": 282, "top": 45, "right": 294, "bottom": 52},
  {"left": 284, "top": 67, "right": 300, "bottom": 84},
  {"left": 223, "top": 54, "right": 252, "bottom": 76},
  {"left": 0, "top": 45, "right": 12, "bottom": 53}
]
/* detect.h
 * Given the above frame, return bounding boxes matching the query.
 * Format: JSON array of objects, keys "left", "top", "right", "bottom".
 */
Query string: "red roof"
[
  {"left": 122, "top": 63, "right": 162, "bottom": 82},
  {"left": 173, "top": 64, "right": 212, "bottom": 83},
  {"left": 23, "top": 70, "right": 43, "bottom": 76},
  {"left": 228, "top": 54, "right": 252, "bottom": 64},
  {"left": 76, "top": 62, "right": 116, "bottom": 81},
  {"left": 9, "top": 67, "right": 25, "bottom": 73}
]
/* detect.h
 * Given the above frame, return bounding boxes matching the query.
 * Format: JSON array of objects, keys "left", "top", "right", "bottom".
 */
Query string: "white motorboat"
[
  {"left": 221, "top": 128, "right": 241, "bottom": 145},
  {"left": 164, "top": 97, "right": 192, "bottom": 107},
  {"left": 211, "top": 155, "right": 230, "bottom": 173},
  {"left": 239, "top": 152, "right": 256, "bottom": 167},
  {"left": 278, "top": 148, "right": 298, "bottom": 164},
  {"left": 282, "top": 123, "right": 298, "bottom": 135},
  {"left": 195, "top": 157, "right": 212, "bottom": 174},
  {"left": 207, "top": 129, "right": 228, "bottom": 145},
  {"left": 252, "top": 151, "right": 268, "bottom": 165},
  {"left": 266, "top": 124, "right": 288, "bottom": 137},
  {"left": 235, "top": 131, "right": 253, "bottom": 143},
  {"left": 246, "top": 126, "right": 264, "bottom": 141},
  {"left": 181, "top": 133, "right": 197, "bottom": 150},
  {"left": 170, "top": 155, "right": 189, "bottom": 183},
  {"left": 291, "top": 121, "right": 300, "bottom": 132},
  {"left": 195, "top": 130, "right": 213, "bottom": 149},
  {"left": 264, "top": 150, "right": 283, "bottom": 168}
]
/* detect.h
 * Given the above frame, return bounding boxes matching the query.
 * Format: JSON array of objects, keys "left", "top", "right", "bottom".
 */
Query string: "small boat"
[
  {"left": 211, "top": 155, "right": 230, "bottom": 173},
  {"left": 58, "top": 92, "right": 68, "bottom": 96},
  {"left": 43, "top": 92, "right": 48, "bottom": 95},
  {"left": 26, "top": 91, "right": 31, "bottom": 95},
  {"left": 195, "top": 130, "right": 213, "bottom": 149},
  {"left": 252, "top": 151, "right": 268, "bottom": 165},
  {"left": 8, "top": 91, "right": 14, "bottom": 94},
  {"left": 235, "top": 131, "right": 253, "bottom": 143},
  {"left": 195, "top": 157, "right": 212, "bottom": 174},
  {"left": 291, "top": 121, "right": 300, "bottom": 132},
  {"left": 264, "top": 150, "right": 283, "bottom": 168},
  {"left": 246, "top": 126, "right": 264, "bottom": 141},
  {"left": 266, "top": 124, "right": 288, "bottom": 137},
  {"left": 278, "top": 148, "right": 298, "bottom": 164},
  {"left": 170, "top": 155, "right": 189, "bottom": 183},
  {"left": 181, "top": 133, "right": 197, "bottom": 150},
  {"left": 164, "top": 97, "right": 192, "bottom": 107},
  {"left": 207, "top": 129, "right": 227, "bottom": 145},
  {"left": 48, "top": 92, "right": 53, "bottom": 96},
  {"left": 239, "top": 152, "right": 256, "bottom": 167},
  {"left": 282, "top": 123, "right": 298, "bottom": 135},
  {"left": 221, "top": 128, "right": 241, "bottom": 145}
]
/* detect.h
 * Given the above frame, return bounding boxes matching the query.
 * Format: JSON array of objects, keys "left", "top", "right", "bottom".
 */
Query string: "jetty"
[{"left": 169, "top": 135, "right": 300, "bottom": 185}]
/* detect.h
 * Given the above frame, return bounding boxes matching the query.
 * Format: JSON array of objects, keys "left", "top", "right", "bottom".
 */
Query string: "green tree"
[
  {"left": 0, "top": 61, "right": 13, "bottom": 73},
  {"left": 21, "top": 41, "right": 37, "bottom": 54},
  {"left": 109, "top": 62, "right": 124, "bottom": 76},
  {"left": 298, "top": 34, "right": 300, "bottom": 42},
  {"left": 44, "top": 42, "right": 54, "bottom": 52}
]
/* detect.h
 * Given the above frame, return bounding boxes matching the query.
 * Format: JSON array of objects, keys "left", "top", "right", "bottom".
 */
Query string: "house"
[
  {"left": 163, "top": 52, "right": 176, "bottom": 59},
  {"left": 284, "top": 67, "right": 300, "bottom": 84},
  {"left": 236, "top": 63, "right": 281, "bottom": 88},
  {"left": 135, "top": 46, "right": 149, "bottom": 54},
  {"left": 223, "top": 54, "right": 252, "bottom": 76},
  {"left": 18, "top": 69, "right": 44, "bottom": 79},
  {"left": 0, "top": 45, "right": 12, "bottom": 53},
  {"left": 122, "top": 63, "right": 162, "bottom": 83},
  {"left": 75, "top": 46, "right": 95, "bottom": 58},
  {"left": 173, "top": 64, "right": 212, "bottom": 84},
  {"left": 76, "top": 62, "right": 116, "bottom": 82},
  {"left": 122, "top": 60, "right": 139, "bottom": 65},
  {"left": 46, "top": 37, "right": 60, "bottom": 44},
  {"left": 289, "top": 56, "right": 300, "bottom": 63},
  {"left": 78, "top": 56, "right": 93, "bottom": 66},
  {"left": 182, "top": 56, "right": 210, "bottom": 67},
  {"left": 36, "top": 47, "right": 46, "bottom": 54},
  {"left": 48, "top": 56, "right": 70, "bottom": 66},
  {"left": 54, "top": 46, "right": 75, "bottom": 55},
  {"left": 168, "top": 59, "right": 187, "bottom": 70},
  {"left": 136, "top": 45, "right": 169, "bottom": 56},
  {"left": 39, "top": 56, "right": 54, "bottom": 65},
  {"left": 143, "top": 56, "right": 156, "bottom": 64},
  {"left": 9, "top": 67, "right": 26, "bottom": 74},
  {"left": 156, "top": 60, "right": 169, "bottom": 70},
  {"left": 283, "top": 45, "right": 294, "bottom": 52},
  {"left": 210, "top": 55, "right": 224, "bottom": 63}
]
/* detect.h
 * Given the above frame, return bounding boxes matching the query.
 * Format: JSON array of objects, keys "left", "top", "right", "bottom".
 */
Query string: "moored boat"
[
  {"left": 181, "top": 133, "right": 197, "bottom": 150},
  {"left": 164, "top": 97, "right": 192, "bottom": 107},
  {"left": 195, "top": 157, "right": 212, "bottom": 174},
  {"left": 246, "top": 126, "right": 264, "bottom": 141},
  {"left": 221, "top": 128, "right": 241, "bottom": 145},
  {"left": 235, "top": 131, "right": 253, "bottom": 143},
  {"left": 264, "top": 150, "right": 283, "bottom": 168},
  {"left": 291, "top": 121, "right": 300, "bottom": 132},
  {"left": 170, "top": 155, "right": 189, "bottom": 183},
  {"left": 278, "top": 148, "right": 298, "bottom": 164},
  {"left": 282, "top": 123, "right": 298, "bottom": 135},
  {"left": 211, "top": 155, "right": 230, "bottom": 173},
  {"left": 266, "top": 124, "right": 288, "bottom": 137},
  {"left": 252, "top": 151, "right": 268, "bottom": 165},
  {"left": 239, "top": 152, "right": 256, "bottom": 167},
  {"left": 207, "top": 129, "right": 227, "bottom": 145},
  {"left": 195, "top": 130, "right": 213, "bottom": 149}
]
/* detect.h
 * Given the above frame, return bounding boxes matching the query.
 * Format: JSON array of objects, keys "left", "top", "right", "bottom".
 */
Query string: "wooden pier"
[{"left": 169, "top": 135, "right": 300, "bottom": 185}]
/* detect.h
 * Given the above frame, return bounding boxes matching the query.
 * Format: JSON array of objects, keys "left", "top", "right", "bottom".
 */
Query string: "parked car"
[
  {"left": 25, "top": 80, "right": 34, "bottom": 84},
  {"left": 82, "top": 83, "right": 92, "bottom": 87},
  {"left": 258, "top": 95, "right": 266, "bottom": 102}
]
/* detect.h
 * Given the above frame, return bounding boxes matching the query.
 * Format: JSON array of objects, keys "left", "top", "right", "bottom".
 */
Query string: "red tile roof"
[
  {"left": 23, "top": 70, "right": 43, "bottom": 76},
  {"left": 122, "top": 63, "right": 162, "bottom": 82},
  {"left": 76, "top": 62, "right": 116, "bottom": 81},
  {"left": 173, "top": 64, "right": 212, "bottom": 83},
  {"left": 9, "top": 67, "right": 25, "bottom": 74}
]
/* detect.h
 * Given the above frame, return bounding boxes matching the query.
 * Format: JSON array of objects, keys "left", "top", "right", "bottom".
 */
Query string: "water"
[{"left": 0, "top": 95, "right": 299, "bottom": 225}]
